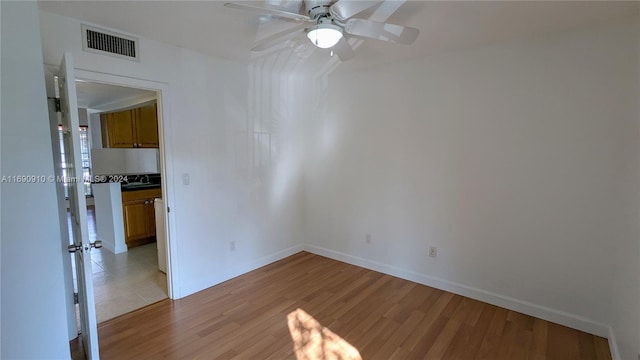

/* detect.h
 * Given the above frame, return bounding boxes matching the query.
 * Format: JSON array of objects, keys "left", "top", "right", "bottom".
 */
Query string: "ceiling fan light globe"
[{"left": 307, "top": 24, "right": 343, "bottom": 49}]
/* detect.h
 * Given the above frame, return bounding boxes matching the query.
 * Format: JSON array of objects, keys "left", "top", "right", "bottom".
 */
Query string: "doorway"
[
  {"left": 72, "top": 81, "right": 168, "bottom": 324},
  {"left": 45, "top": 66, "right": 176, "bottom": 344}
]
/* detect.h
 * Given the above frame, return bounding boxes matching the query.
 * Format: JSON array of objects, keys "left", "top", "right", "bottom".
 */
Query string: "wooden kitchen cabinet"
[
  {"left": 134, "top": 104, "right": 159, "bottom": 148},
  {"left": 122, "top": 188, "right": 161, "bottom": 248},
  {"left": 101, "top": 110, "right": 135, "bottom": 148},
  {"left": 123, "top": 200, "right": 150, "bottom": 242},
  {"left": 101, "top": 103, "right": 159, "bottom": 148}
]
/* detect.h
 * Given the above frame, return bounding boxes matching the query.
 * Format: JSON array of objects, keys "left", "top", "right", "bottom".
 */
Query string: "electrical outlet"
[
  {"left": 365, "top": 234, "right": 372, "bottom": 244},
  {"left": 429, "top": 246, "right": 438, "bottom": 258},
  {"left": 182, "top": 173, "right": 190, "bottom": 185},
  {"left": 230, "top": 241, "right": 236, "bottom": 251}
]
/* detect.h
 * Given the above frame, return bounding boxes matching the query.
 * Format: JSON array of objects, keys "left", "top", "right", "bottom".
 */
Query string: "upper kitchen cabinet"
[
  {"left": 101, "top": 103, "right": 159, "bottom": 148},
  {"left": 134, "top": 104, "right": 159, "bottom": 148},
  {"left": 101, "top": 110, "right": 135, "bottom": 148}
]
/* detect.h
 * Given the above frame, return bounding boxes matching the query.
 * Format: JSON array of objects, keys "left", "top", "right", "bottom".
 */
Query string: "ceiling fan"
[{"left": 224, "top": 0, "right": 419, "bottom": 61}]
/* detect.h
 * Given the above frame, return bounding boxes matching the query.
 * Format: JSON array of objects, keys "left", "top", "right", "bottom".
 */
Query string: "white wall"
[
  {"left": 609, "top": 21, "right": 640, "bottom": 359},
  {"left": 92, "top": 183, "right": 127, "bottom": 254},
  {"left": 91, "top": 148, "right": 159, "bottom": 175},
  {"left": 301, "top": 19, "right": 639, "bottom": 355},
  {"left": 1, "top": 2, "right": 71, "bottom": 358},
  {"left": 39, "top": 10, "right": 306, "bottom": 298}
]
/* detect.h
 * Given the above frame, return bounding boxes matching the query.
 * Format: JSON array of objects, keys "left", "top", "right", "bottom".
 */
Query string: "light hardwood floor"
[{"left": 94, "top": 251, "right": 611, "bottom": 359}]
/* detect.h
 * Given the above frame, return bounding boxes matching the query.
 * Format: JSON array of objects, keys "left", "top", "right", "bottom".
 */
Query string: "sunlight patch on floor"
[{"left": 287, "top": 308, "right": 362, "bottom": 360}]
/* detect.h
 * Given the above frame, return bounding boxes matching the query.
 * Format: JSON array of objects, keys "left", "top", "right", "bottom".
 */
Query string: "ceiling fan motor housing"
[{"left": 305, "top": 0, "right": 332, "bottom": 20}]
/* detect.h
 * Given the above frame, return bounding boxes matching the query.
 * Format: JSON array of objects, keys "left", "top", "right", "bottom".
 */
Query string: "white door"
[{"left": 59, "top": 52, "right": 100, "bottom": 359}]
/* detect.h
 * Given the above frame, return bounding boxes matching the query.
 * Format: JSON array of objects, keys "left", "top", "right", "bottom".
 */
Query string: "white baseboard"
[
  {"left": 175, "top": 244, "right": 305, "bottom": 299},
  {"left": 303, "top": 243, "right": 611, "bottom": 339},
  {"left": 608, "top": 326, "right": 621, "bottom": 360},
  {"left": 242, "top": 244, "right": 305, "bottom": 275}
]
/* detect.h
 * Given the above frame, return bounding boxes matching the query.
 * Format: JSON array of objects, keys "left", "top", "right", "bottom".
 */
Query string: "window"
[{"left": 58, "top": 125, "right": 93, "bottom": 198}]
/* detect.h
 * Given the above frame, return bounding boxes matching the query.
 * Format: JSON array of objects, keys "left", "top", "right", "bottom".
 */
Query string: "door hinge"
[
  {"left": 48, "top": 97, "right": 61, "bottom": 112},
  {"left": 167, "top": 206, "right": 170, "bottom": 213},
  {"left": 73, "top": 292, "right": 79, "bottom": 304}
]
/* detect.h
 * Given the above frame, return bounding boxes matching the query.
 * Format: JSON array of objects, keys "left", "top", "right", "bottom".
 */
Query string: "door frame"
[{"left": 72, "top": 69, "right": 180, "bottom": 300}]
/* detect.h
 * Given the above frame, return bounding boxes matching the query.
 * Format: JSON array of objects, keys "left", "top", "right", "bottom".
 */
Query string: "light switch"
[{"left": 182, "top": 173, "right": 190, "bottom": 185}]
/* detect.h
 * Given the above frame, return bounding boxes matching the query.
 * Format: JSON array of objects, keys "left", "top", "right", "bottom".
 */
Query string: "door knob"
[
  {"left": 67, "top": 244, "right": 82, "bottom": 253},
  {"left": 67, "top": 240, "right": 102, "bottom": 253}
]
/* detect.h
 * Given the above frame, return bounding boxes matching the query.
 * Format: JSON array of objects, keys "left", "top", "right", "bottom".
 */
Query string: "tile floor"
[
  {"left": 71, "top": 207, "right": 168, "bottom": 324},
  {"left": 90, "top": 243, "right": 168, "bottom": 323}
]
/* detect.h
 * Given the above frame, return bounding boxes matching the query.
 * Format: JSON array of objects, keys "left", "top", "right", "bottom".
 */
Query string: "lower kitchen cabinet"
[{"left": 122, "top": 188, "right": 161, "bottom": 248}]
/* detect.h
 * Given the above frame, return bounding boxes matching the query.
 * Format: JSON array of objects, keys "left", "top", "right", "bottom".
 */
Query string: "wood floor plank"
[
  {"left": 343, "top": 298, "right": 396, "bottom": 346},
  {"left": 578, "top": 330, "right": 599, "bottom": 360},
  {"left": 530, "top": 317, "right": 549, "bottom": 358},
  {"left": 400, "top": 290, "right": 453, "bottom": 352},
  {"left": 594, "top": 336, "right": 613, "bottom": 360},
  {"left": 411, "top": 315, "right": 450, "bottom": 358},
  {"left": 467, "top": 301, "right": 509, "bottom": 358},
  {"left": 96, "top": 251, "right": 611, "bottom": 360},
  {"left": 424, "top": 297, "right": 473, "bottom": 359},
  {"left": 547, "top": 322, "right": 580, "bottom": 360},
  {"left": 360, "top": 316, "right": 401, "bottom": 358},
  {"left": 385, "top": 309, "right": 426, "bottom": 347},
  {"left": 446, "top": 302, "right": 496, "bottom": 359}
]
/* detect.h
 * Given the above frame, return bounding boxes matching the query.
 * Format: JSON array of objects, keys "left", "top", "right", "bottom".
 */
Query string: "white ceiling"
[
  {"left": 39, "top": 1, "right": 639, "bottom": 72},
  {"left": 75, "top": 80, "right": 155, "bottom": 110}
]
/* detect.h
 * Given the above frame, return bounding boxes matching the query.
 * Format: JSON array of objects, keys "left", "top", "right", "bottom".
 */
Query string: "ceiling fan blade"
[
  {"left": 344, "top": 18, "right": 419, "bottom": 44},
  {"left": 332, "top": 37, "right": 355, "bottom": 61},
  {"left": 224, "top": 2, "right": 310, "bottom": 22},
  {"left": 330, "top": 0, "right": 383, "bottom": 21},
  {"left": 251, "top": 23, "right": 307, "bottom": 51}
]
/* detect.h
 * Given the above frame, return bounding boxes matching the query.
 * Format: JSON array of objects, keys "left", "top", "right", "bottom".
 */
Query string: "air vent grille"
[
  {"left": 81, "top": 25, "right": 139, "bottom": 61},
  {"left": 86, "top": 29, "right": 136, "bottom": 57}
]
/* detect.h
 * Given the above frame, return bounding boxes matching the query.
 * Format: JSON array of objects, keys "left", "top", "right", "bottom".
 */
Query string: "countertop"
[{"left": 120, "top": 183, "right": 161, "bottom": 192}]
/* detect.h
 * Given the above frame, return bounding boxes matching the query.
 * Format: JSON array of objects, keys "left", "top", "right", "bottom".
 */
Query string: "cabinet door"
[
  {"left": 104, "top": 110, "right": 135, "bottom": 148},
  {"left": 134, "top": 104, "right": 159, "bottom": 148},
  {"left": 123, "top": 200, "right": 151, "bottom": 244}
]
